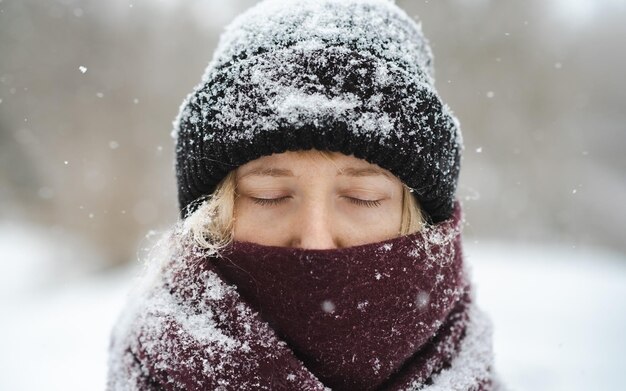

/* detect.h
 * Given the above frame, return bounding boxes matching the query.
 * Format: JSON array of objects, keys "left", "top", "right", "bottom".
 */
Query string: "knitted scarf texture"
[{"left": 107, "top": 201, "right": 495, "bottom": 390}]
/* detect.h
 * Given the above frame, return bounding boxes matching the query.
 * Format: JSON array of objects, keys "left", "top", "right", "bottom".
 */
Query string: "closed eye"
[
  {"left": 251, "top": 196, "right": 291, "bottom": 206},
  {"left": 251, "top": 196, "right": 382, "bottom": 208},
  {"left": 343, "top": 197, "right": 382, "bottom": 208}
]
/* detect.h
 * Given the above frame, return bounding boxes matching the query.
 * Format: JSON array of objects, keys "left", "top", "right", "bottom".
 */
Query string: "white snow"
[
  {"left": 1, "top": 224, "right": 625, "bottom": 390},
  {"left": 408, "top": 303, "right": 493, "bottom": 391},
  {"left": 415, "top": 291, "right": 430, "bottom": 309},
  {"left": 380, "top": 243, "right": 394, "bottom": 251},
  {"left": 466, "top": 241, "right": 626, "bottom": 391},
  {"left": 321, "top": 300, "right": 336, "bottom": 313}
]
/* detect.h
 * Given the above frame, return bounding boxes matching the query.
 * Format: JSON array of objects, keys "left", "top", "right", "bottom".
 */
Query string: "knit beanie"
[{"left": 172, "top": 0, "right": 463, "bottom": 223}]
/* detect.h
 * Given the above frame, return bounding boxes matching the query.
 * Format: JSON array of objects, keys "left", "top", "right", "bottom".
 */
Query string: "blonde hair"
[{"left": 185, "top": 150, "right": 426, "bottom": 253}]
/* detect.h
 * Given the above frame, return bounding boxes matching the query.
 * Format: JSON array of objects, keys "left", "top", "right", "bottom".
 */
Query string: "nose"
[{"left": 290, "top": 202, "right": 338, "bottom": 250}]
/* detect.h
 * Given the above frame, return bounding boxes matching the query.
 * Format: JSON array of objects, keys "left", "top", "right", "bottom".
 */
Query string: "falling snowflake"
[{"left": 321, "top": 300, "right": 335, "bottom": 313}]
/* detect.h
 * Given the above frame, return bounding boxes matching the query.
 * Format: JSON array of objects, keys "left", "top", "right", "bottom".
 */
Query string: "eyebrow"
[
  {"left": 338, "top": 167, "right": 392, "bottom": 178},
  {"left": 239, "top": 166, "right": 392, "bottom": 179}
]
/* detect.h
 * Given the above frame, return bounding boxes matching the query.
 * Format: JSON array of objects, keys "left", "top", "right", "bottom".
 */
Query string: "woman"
[{"left": 107, "top": 0, "right": 498, "bottom": 390}]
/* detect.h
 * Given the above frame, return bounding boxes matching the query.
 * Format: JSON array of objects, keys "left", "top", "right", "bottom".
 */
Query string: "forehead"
[{"left": 237, "top": 150, "right": 395, "bottom": 179}]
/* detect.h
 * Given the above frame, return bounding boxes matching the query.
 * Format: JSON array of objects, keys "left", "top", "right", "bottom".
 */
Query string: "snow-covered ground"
[
  {"left": 466, "top": 241, "right": 626, "bottom": 391},
  {"left": 1, "top": 224, "right": 625, "bottom": 390}
]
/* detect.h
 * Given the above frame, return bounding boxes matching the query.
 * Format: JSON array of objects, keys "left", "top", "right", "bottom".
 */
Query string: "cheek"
[
  {"left": 338, "top": 200, "right": 404, "bottom": 239},
  {"left": 232, "top": 199, "right": 291, "bottom": 244},
  {"left": 232, "top": 199, "right": 255, "bottom": 240}
]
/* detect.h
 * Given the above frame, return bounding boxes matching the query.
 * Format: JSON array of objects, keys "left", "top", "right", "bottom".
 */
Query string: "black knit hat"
[{"left": 172, "top": 0, "right": 463, "bottom": 223}]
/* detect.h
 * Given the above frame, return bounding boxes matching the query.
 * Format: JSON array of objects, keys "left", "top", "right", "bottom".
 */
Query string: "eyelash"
[
  {"left": 349, "top": 198, "right": 382, "bottom": 208},
  {"left": 252, "top": 197, "right": 289, "bottom": 206},
  {"left": 251, "top": 197, "right": 382, "bottom": 208}
]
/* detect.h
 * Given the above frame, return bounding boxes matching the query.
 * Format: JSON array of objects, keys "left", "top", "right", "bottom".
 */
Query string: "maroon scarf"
[{"left": 107, "top": 201, "right": 494, "bottom": 390}]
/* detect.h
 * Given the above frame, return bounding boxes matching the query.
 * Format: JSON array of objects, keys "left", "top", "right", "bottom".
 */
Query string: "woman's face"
[{"left": 233, "top": 150, "right": 404, "bottom": 249}]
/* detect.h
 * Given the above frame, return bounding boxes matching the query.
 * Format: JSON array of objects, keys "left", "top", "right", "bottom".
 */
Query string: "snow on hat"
[{"left": 172, "top": 0, "right": 463, "bottom": 223}]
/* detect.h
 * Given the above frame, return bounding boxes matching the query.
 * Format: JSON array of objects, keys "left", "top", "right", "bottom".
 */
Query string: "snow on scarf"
[{"left": 107, "top": 201, "right": 495, "bottom": 390}]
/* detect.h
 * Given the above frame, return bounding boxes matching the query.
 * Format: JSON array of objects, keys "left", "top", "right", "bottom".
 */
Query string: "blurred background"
[{"left": 1, "top": 0, "right": 625, "bottom": 390}]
